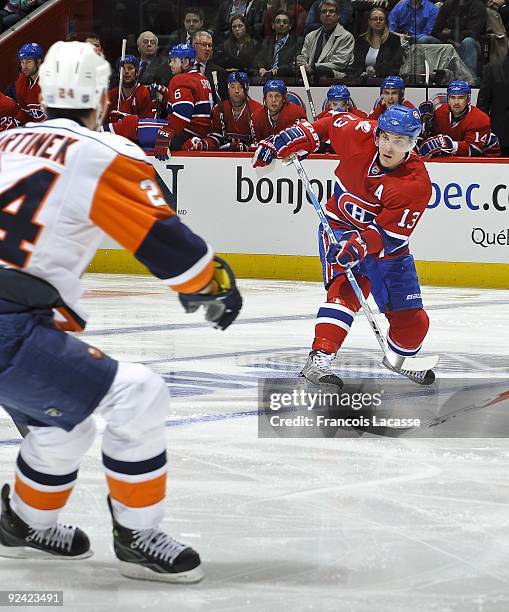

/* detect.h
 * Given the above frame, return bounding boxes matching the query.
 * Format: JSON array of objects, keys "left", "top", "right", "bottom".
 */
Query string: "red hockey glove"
[
  {"left": 326, "top": 231, "right": 368, "bottom": 269},
  {"left": 108, "top": 110, "right": 129, "bottom": 123},
  {"left": 154, "top": 127, "right": 175, "bottom": 161},
  {"left": 252, "top": 136, "right": 277, "bottom": 168},
  {"left": 182, "top": 137, "right": 208, "bottom": 151},
  {"left": 148, "top": 83, "right": 168, "bottom": 101},
  {"left": 418, "top": 134, "right": 456, "bottom": 158}
]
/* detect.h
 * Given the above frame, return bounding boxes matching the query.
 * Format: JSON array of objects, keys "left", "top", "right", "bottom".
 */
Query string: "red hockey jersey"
[
  {"left": 368, "top": 99, "right": 414, "bottom": 121},
  {"left": 0, "top": 91, "right": 21, "bottom": 131},
  {"left": 252, "top": 102, "right": 307, "bottom": 140},
  {"left": 15, "top": 73, "right": 45, "bottom": 123},
  {"left": 316, "top": 107, "right": 367, "bottom": 121},
  {"left": 203, "top": 97, "right": 263, "bottom": 149},
  {"left": 105, "top": 84, "right": 156, "bottom": 123},
  {"left": 164, "top": 69, "right": 213, "bottom": 138},
  {"left": 432, "top": 103, "right": 500, "bottom": 157},
  {"left": 313, "top": 113, "right": 432, "bottom": 258}
]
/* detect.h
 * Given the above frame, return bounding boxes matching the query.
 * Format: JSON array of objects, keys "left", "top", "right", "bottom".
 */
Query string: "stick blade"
[{"left": 400, "top": 354, "right": 439, "bottom": 373}]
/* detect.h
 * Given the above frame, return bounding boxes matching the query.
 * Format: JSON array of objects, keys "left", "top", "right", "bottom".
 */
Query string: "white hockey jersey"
[{"left": 0, "top": 119, "right": 213, "bottom": 330}]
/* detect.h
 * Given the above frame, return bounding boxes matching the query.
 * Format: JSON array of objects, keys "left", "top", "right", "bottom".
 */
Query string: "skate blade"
[
  {"left": 0, "top": 542, "right": 93, "bottom": 560},
  {"left": 119, "top": 560, "right": 204, "bottom": 584}
]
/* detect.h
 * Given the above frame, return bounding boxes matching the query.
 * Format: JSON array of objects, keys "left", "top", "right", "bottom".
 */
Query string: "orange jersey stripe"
[
  {"left": 106, "top": 473, "right": 166, "bottom": 508},
  {"left": 15, "top": 478, "right": 73, "bottom": 511},
  {"left": 170, "top": 258, "right": 214, "bottom": 293},
  {"left": 90, "top": 154, "right": 175, "bottom": 253}
]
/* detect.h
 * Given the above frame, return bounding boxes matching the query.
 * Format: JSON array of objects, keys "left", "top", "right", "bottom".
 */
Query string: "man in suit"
[
  {"left": 255, "top": 9, "right": 300, "bottom": 78},
  {"left": 137, "top": 31, "right": 167, "bottom": 85},
  {"left": 192, "top": 31, "right": 228, "bottom": 103},
  {"left": 477, "top": 55, "right": 509, "bottom": 155},
  {"left": 296, "top": 0, "right": 354, "bottom": 82}
]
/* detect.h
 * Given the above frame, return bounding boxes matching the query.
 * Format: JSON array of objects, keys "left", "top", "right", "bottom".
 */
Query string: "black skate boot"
[
  {"left": 300, "top": 350, "right": 343, "bottom": 388},
  {"left": 107, "top": 496, "right": 204, "bottom": 583},
  {"left": 0, "top": 484, "right": 92, "bottom": 559},
  {"left": 382, "top": 356, "right": 435, "bottom": 386}
]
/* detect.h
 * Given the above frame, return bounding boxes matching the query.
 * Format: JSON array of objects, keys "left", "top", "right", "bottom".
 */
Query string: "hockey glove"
[
  {"left": 178, "top": 256, "right": 242, "bottom": 330},
  {"left": 108, "top": 110, "right": 129, "bottom": 123},
  {"left": 148, "top": 83, "right": 168, "bottom": 101},
  {"left": 327, "top": 231, "right": 368, "bottom": 269},
  {"left": 182, "top": 137, "right": 208, "bottom": 151},
  {"left": 272, "top": 120, "right": 320, "bottom": 161},
  {"left": 418, "top": 134, "right": 456, "bottom": 158},
  {"left": 154, "top": 127, "right": 175, "bottom": 161},
  {"left": 252, "top": 136, "right": 277, "bottom": 167}
]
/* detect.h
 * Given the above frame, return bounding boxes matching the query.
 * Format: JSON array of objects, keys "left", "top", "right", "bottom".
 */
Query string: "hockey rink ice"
[{"left": 1, "top": 274, "right": 509, "bottom": 612}]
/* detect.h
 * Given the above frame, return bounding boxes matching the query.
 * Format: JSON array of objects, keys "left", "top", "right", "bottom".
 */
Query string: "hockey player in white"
[{"left": 0, "top": 41, "right": 242, "bottom": 583}]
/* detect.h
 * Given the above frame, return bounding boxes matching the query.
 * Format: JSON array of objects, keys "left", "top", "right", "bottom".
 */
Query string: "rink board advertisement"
[{"left": 92, "top": 154, "right": 509, "bottom": 287}]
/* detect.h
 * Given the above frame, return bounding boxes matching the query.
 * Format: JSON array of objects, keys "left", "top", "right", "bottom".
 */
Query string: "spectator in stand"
[
  {"left": 261, "top": 0, "right": 308, "bottom": 36},
  {"left": 419, "top": 80, "right": 500, "bottom": 157},
  {"left": 15, "top": 42, "right": 45, "bottom": 123},
  {"left": 477, "top": 53, "right": 509, "bottom": 155},
  {"left": 183, "top": 71, "right": 263, "bottom": 150},
  {"left": 252, "top": 78, "right": 307, "bottom": 138},
  {"left": 137, "top": 31, "right": 167, "bottom": 84},
  {"left": 254, "top": 9, "right": 300, "bottom": 76},
  {"left": 427, "top": 0, "right": 487, "bottom": 84},
  {"left": 216, "top": 14, "right": 259, "bottom": 71},
  {"left": 350, "top": 0, "right": 393, "bottom": 38},
  {"left": 213, "top": 0, "right": 262, "bottom": 42},
  {"left": 305, "top": 0, "right": 353, "bottom": 33},
  {"left": 488, "top": 0, "right": 509, "bottom": 34},
  {"left": 168, "top": 6, "right": 206, "bottom": 46},
  {"left": 351, "top": 8, "right": 402, "bottom": 77},
  {"left": 297, "top": 0, "right": 354, "bottom": 81},
  {"left": 1, "top": 0, "right": 46, "bottom": 30},
  {"left": 388, "top": 0, "right": 439, "bottom": 44},
  {"left": 104, "top": 55, "right": 156, "bottom": 124},
  {"left": 192, "top": 31, "right": 228, "bottom": 104},
  {"left": 84, "top": 33, "right": 104, "bottom": 57},
  {"left": 369, "top": 75, "right": 414, "bottom": 119}
]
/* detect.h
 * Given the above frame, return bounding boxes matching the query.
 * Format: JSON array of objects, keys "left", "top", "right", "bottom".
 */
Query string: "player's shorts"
[
  {"left": 318, "top": 225, "right": 423, "bottom": 313},
  {"left": 0, "top": 308, "right": 117, "bottom": 431}
]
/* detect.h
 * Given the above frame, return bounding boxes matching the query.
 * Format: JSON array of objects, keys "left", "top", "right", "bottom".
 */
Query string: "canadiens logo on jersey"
[
  {"left": 336, "top": 190, "right": 378, "bottom": 228},
  {"left": 26, "top": 105, "right": 45, "bottom": 121}
]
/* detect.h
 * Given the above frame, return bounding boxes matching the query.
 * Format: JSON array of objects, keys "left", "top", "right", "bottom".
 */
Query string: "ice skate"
[
  {"left": 0, "top": 484, "right": 92, "bottom": 560},
  {"left": 300, "top": 350, "right": 343, "bottom": 388},
  {"left": 382, "top": 356, "right": 435, "bottom": 386},
  {"left": 108, "top": 497, "right": 204, "bottom": 583}
]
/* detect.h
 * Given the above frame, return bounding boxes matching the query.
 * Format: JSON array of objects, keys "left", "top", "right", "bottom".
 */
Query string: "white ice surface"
[{"left": 1, "top": 276, "right": 509, "bottom": 612}]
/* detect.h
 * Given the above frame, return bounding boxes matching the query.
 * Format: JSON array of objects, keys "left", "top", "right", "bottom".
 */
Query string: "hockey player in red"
[
  {"left": 0, "top": 40, "right": 241, "bottom": 582},
  {"left": 153, "top": 44, "right": 213, "bottom": 160},
  {"left": 418, "top": 80, "right": 500, "bottom": 158},
  {"left": 368, "top": 76, "right": 415, "bottom": 121},
  {"left": 316, "top": 85, "right": 368, "bottom": 120},
  {"left": 104, "top": 55, "right": 156, "bottom": 124},
  {"left": 252, "top": 79, "right": 307, "bottom": 140},
  {"left": 0, "top": 91, "right": 21, "bottom": 132},
  {"left": 253, "top": 105, "right": 435, "bottom": 385},
  {"left": 182, "top": 71, "right": 263, "bottom": 151},
  {"left": 15, "top": 43, "right": 45, "bottom": 124}
]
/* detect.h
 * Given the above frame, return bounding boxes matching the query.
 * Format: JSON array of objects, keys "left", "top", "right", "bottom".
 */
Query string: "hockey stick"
[
  {"left": 286, "top": 156, "right": 439, "bottom": 374},
  {"left": 424, "top": 59, "right": 430, "bottom": 104},
  {"left": 299, "top": 64, "right": 317, "bottom": 121},
  {"left": 116, "top": 38, "right": 127, "bottom": 111},
  {"left": 212, "top": 71, "right": 227, "bottom": 142}
]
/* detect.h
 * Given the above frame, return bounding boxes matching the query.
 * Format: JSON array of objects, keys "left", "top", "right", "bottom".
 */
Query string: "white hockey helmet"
[{"left": 39, "top": 41, "right": 111, "bottom": 110}]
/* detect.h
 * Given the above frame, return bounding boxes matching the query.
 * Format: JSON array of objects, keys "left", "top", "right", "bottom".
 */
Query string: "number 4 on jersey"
[{"left": 0, "top": 168, "right": 58, "bottom": 267}]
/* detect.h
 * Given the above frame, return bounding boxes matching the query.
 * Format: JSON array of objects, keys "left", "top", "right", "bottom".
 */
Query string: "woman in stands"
[{"left": 351, "top": 8, "right": 402, "bottom": 78}]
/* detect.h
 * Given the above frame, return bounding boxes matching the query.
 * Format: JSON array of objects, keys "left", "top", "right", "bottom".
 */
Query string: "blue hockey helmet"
[
  {"left": 115, "top": 54, "right": 140, "bottom": 73},
  {"left": 447, "top": 80, "right": 471, "bottom": 98},
  {"left": 287, "top": 90, "right": 305, "bottom": 108},
  {"left": 227, "top": 71, "right": 249, "bottom": 90},
  {"left": 263, "top": 79, "right": 287, "bottom": 96},
  {"left": 327, "top": 84, "right": 350, "bottom": 101},
  {"left": 169, "top": 43, "right": 196, "bottom": 62},
  {"left": 377, "top": 104, "right": 422, "bottom": 143},
  {"left": 380, "top": 75, "right": 405, "bottom": 92},
  {"left": 17, "top": 42, "right": 43, "bottom": 61}
]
